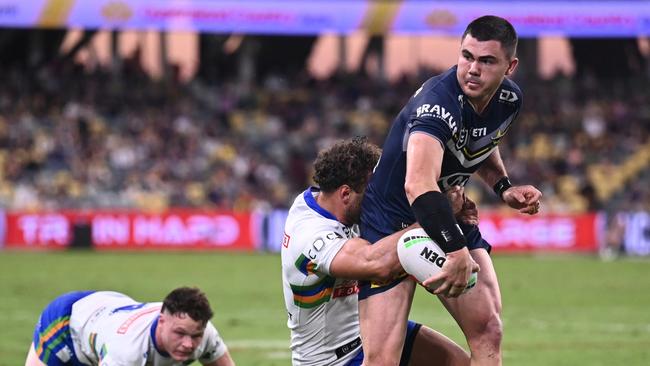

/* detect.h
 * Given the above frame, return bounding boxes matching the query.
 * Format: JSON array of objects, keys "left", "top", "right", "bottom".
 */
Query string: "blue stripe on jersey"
[
  {"left": 303, "top": 187, "right": 337, "bottom": 221},
  {"left": 290, "top": 275, "right": 336, "bottom": 297},
  {"left": 33, "top": 291, "right": 95, "bottom": 366},
  {"left": 294, "top": 253, "right": 317, "bottom": 276}
]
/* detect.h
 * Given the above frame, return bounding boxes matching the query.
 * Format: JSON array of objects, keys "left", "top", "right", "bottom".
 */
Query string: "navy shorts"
[
  {"left": 32, "top": 291, "right": 95, "bottom": 366},
  {"left": 346, "top": 320, "right": 422, "bottom": 366},
  {"left": 359, "top": 223, "right": 490, "bottom": 300}
]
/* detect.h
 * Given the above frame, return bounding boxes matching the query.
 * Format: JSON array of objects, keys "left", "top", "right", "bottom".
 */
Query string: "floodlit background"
[{"left": 0, "top": 1, "right": 649, "bottom": 365}]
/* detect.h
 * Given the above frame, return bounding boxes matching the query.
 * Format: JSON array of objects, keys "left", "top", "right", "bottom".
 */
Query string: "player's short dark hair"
[
  {"left": 462, "top": 15, "right": 518, "bottom": 59},
  {"left": 313, "top": 136, "right": 381, "bottom": 193},
  {"left": 162, "top": 287, "right": 213, "bottom": 325}
]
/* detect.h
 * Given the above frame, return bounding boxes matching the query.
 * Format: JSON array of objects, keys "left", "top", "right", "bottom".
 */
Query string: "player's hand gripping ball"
[{"left": 397, "top": 228, "right": 477, "bottom": 293}]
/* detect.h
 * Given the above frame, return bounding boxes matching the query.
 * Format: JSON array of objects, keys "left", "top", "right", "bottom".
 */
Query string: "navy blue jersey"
[{"left": 361, "top": 65, "right": 522, "bottom": 238}]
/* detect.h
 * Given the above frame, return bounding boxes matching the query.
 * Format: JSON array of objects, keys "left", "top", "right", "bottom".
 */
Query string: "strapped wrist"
[{"left": 493, "top": 176, "right": 512, "bottom": 201}]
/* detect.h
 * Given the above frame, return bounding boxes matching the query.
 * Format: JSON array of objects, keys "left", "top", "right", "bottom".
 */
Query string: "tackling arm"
[{"left": 328, "top": 232, "right": 407, "bottom": 282}]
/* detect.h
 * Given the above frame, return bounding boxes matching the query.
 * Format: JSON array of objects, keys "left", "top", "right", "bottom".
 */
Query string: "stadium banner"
[
  {"left": 49, "top": 0, "right": 366, "bottom": 35},
  {"left": 391, "top": 1, "right": 650, "bottom": 37},
  {"left": 479, "top": 213, "right": 600, "bottom": 252},
  {"left": 1, "top": 1, "right": 649, "bottom": 37},
  {"left": 3, "top": 210, "right": 257, "bottom": 251},
  {"left": 256, "top": 211, "right": 601, "bottom": 253},
  {"left": 622, "top": 211, "right": 650, "bottom": 256}
]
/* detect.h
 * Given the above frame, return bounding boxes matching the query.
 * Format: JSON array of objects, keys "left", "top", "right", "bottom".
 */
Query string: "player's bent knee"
[{"left": 467, "top": 313, "right": 503, "bottom": 351}]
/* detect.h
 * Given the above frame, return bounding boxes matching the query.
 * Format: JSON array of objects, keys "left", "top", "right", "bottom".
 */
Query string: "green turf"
[{"left": 1, "top": 251, "right": 649, "bottom": 365}]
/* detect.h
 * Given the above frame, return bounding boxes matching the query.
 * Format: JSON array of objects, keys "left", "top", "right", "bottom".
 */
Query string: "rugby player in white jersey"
[
  {"left": 26, "top": 287, "right": 235, "bottom": 366},
  {"left": 281, "top": 137, "right": 474, "bottom": 366}
]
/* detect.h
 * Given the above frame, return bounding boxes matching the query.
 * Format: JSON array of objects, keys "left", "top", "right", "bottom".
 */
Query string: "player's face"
[
  {"left": 456, "top": 34, "right": 518, "bottom": 106},
  {"left": 158, "top": 312, "right": 206, "bottom": 361}
]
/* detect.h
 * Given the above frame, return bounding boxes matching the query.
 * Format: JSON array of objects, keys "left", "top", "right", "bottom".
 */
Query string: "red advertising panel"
[
  {"left": 5, "top": 210, "right": 257, "bottom": 251},
  {"left": 479, "top": 213, "right": 600, "bottom": 252},
  {"left": 5, "top": 212, "right": 72, "bottom": 250}
]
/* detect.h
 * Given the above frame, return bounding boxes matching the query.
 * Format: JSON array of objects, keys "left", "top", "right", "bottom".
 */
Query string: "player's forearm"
[
  {"left": 330, "top": 238, "right": 398, "bottom": 281},
  {"left": 476, "top": 147, "right": 508, "bottom": 187}
]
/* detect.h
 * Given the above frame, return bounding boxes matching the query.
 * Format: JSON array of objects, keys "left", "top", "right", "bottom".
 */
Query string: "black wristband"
[
  {"left": 411, "top": 191, "right": 467, "bottom": 253},
  {"left": 493, "top": 176, "right": 512, "bottom": 200}
]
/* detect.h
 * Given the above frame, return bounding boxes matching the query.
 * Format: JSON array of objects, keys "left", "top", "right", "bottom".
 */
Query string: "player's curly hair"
[
  {"left": 162, "top": 287, "right": 213, "bottom": 325},
  {"left": 313, "top": 136, "right": 381, "bottom": 193}
]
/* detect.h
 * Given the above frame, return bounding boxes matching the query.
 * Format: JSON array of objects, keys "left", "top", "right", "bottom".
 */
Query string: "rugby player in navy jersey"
[
  {"left": 358, "top": 16, "right": 542, "bottom": 366},
  {"left": 281, "top": 137, "right": 471, "bottom": 366}
]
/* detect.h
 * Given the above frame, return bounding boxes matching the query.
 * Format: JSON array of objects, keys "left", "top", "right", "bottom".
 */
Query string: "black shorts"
[{"left": 359, "top": 223, "right": 490, "bottom": 300}]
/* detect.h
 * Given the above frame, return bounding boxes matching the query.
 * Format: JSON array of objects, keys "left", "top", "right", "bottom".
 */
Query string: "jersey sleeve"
[
  {"left": 408, "top": 90, "right": 462, "bottom": 145},
  {"left": 292, "top": 223, "right": 349, "bottom": 276},
  {"left": 198, "top": 322, "right": 229, "bottom": 364}
]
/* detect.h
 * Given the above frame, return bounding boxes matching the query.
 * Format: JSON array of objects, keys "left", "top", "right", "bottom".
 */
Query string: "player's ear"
[
  {"left": 339, "top": 185, "right": 352, "bottom": 204},
  {"left": 505, "top": 57, "right": 518, "bottom": 76}
]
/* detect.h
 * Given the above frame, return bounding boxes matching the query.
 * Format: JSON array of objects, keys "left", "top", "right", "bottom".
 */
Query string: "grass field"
[{"left": 1, "top": 251, "right": 649, "bottom": 365}]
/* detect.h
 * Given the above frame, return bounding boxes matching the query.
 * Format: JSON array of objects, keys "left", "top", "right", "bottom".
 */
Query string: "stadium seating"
[{"left": 0, "top": 63, "right": 648, "bottom": 214}]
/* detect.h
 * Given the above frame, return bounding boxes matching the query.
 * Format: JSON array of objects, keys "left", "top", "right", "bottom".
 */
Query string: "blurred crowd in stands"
[{"left": 0, "top": 60, "right": 648, "bottom": 214}]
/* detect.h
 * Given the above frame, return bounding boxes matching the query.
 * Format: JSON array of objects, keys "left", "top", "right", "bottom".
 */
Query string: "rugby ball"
[{"left": 397, "top": 228, "right": 477, "bottom": 293}]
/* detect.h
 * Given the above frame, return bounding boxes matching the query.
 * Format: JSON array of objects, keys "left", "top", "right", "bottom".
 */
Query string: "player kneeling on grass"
[
  {"left": 26, "top": 287, "right": 235, "bottom": 366},
  {"left": 281, "top": 137, "right": 476, "bottom": 366}
]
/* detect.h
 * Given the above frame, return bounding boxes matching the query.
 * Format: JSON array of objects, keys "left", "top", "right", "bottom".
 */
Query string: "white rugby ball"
[{"left": 397, "top": 228, "right": 477, "bottom": 293}]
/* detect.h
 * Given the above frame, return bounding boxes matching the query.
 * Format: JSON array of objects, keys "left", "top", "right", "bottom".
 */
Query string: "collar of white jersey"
[
  {"left": 150, "top": 315, "right": 171, "bottom": 358},
  {"left": 303, "top": 187, "right": 337, "bottom": 221}
]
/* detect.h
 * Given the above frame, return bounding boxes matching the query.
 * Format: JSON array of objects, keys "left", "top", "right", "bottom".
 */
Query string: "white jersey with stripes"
[
  {"left": 281, "top": 187, "right": 362, "bottom": 366},
  {"left": 69, "top": 291, "right": 227, "bottom": 366}
]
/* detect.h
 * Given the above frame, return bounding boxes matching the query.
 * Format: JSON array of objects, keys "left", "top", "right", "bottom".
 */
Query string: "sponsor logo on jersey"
[
  {"left": 472, "top": 127, "right": 487, "bottom": 137},
  {"left": 332, "top": 280, "right": 359, "bottom": 299},
  {"left": 455, "top": 127, "right": 469, "bottom": 149},
  {"left": 335, "top": 336, "right": 362, "bottom": 359},
  {"left": 499, "top": 89, "right": 518, "bottom": 103},
  {"left": 342, "top": 226, "right": 353, "bottom": 238},
  {"left": 415, "top": 104, "right": 458, "bottom": 135},
  {"left": 117, "top": 307, "right": 160, "bottom": 334},
  {"left": 312, "top": 238, "right": 324, "bottom": 251},
  {"left": 326, "top": 232, "right": 343, "bottom": 241}
]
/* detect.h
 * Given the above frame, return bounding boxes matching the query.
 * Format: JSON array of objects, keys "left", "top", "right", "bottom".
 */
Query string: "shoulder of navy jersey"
[
  {"left": 496, "top": 77, "right": 523, "bottom": 111},
  {"left": 406, "top": 66, "right": 462, "bottom": 143}
]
